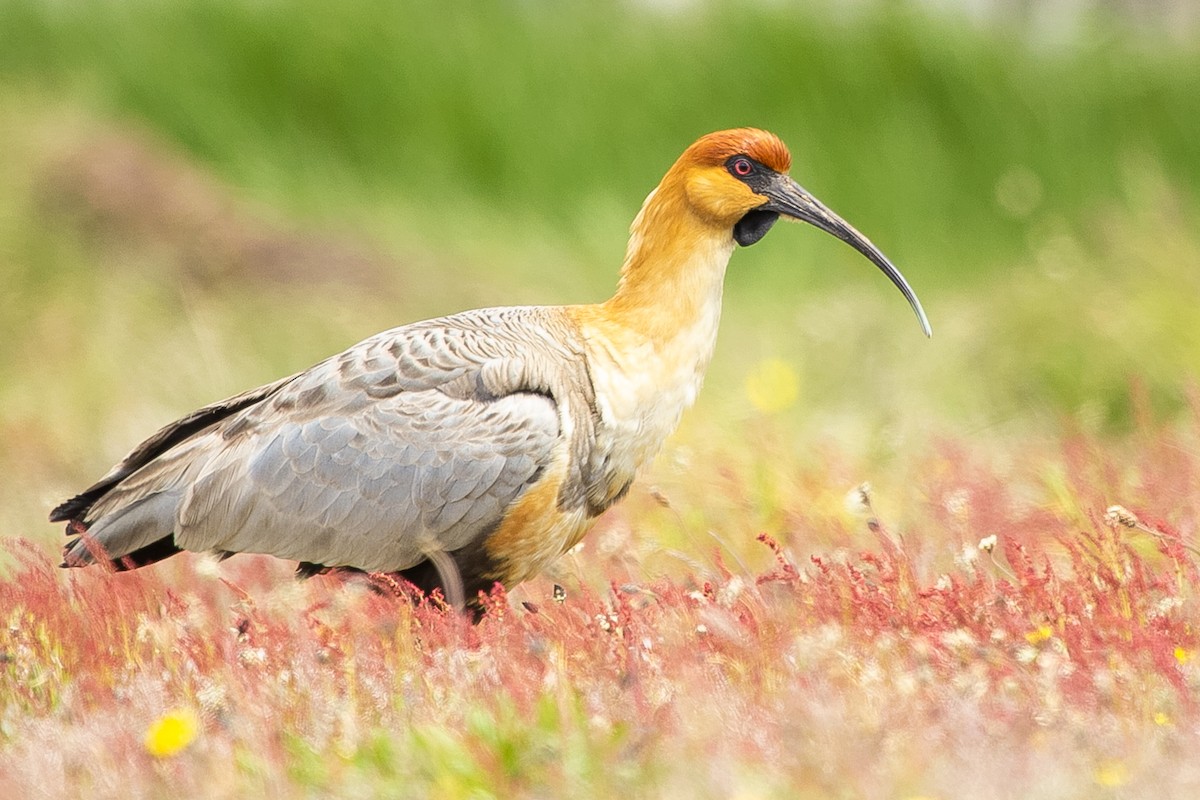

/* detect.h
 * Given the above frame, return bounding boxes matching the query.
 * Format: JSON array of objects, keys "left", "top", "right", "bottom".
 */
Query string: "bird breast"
[{"left": 581, "top": 284, "right": 724, "bottom": 488}]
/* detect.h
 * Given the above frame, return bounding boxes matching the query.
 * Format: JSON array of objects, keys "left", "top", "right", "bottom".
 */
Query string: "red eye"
[{"left": 732, "top": 157, "right": 753, "bottom": 177}]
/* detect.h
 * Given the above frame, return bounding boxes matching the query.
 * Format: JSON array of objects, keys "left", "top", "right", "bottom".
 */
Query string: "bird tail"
[
  {"left": 52, "top": 372, "right": 297, "bottom": 570},
  {"left": 61, "top": 490, "right": 184, "bottom": 570}
]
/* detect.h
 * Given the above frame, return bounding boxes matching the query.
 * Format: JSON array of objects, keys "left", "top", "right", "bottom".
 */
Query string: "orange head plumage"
[
  {"left": 649, "top": 128, "right": 794, "bottom": 233},
  {"left": 613, "top": 128, "right": 931, "bottom": 337},
  {"left": 680, "top": 127, "right": 792, "bottom": 173}
]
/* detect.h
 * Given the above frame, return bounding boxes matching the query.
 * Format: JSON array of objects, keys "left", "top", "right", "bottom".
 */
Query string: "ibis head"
[{"left": 665, "top": 128, "right": 931, "bottom": 337}]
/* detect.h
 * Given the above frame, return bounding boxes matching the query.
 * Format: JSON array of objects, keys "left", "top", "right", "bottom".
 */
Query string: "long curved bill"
[{"left": 762, "top": 174, "right": 932, "bottom": 338}]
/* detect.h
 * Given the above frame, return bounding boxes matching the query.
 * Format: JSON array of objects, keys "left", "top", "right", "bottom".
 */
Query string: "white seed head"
[
  {"left": 194, "top": 553, "right": 223, "bottom": 578},
  {"left": 978, "top": 534, "right": 998, "bottom": 553},
  {"left": 844, "top": 482, "right": 873, "bottom": 517},
  {"left": 717, "top": 576, "right": 745, "bottom": 607},
  {"left": 196, "top": 681, "right": 228, "bottom": 715},
  {"left": 1105, "top": 505, "right": 1139, "bottom": 529},
  {"left": 237, "top": 646, "right": 267, "bottom": 667},
  {"left": 648, "top": 486, "right": 672, "bottom": 509},
  {"left": 944, "top": 488, "right": 971, "bottom": 518}
]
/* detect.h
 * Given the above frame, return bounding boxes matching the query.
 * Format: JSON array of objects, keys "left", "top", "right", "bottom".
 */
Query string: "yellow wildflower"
[
  {"left": 744, "top": 358, "right": 799, "bottom": 414},
  {"left": 144, "top": 708, "right": 199, "bottom": 758},
  {"left": 1023, "top": 625, "right": 1053, "bottom": 645},
  {"left": 1093, "top": 759, "right": 1128, "bottom": 787}
]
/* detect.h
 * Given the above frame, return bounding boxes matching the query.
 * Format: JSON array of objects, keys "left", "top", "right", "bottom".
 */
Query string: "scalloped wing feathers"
[{"left": 61, "top": 307, "right": 598, "bottom": 574}]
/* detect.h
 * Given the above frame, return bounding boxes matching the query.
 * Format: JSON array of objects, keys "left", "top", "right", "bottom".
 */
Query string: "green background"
[{"left": 1, "top": 0, "right": 1198, "bottom": 538}]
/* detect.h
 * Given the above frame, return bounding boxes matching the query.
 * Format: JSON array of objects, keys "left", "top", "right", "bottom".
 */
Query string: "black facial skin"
[
  {"left": 727, "top": 155, "right": 780, "bottom": 247},
  {"left": 733, "top": 209, "right": 780, "bottom": 246}
]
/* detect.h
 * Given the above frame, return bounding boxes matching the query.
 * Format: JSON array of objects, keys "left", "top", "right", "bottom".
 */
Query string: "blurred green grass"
[
  {"left": 1, "top": 0, "right": 1199, "bottom": 550},
  {"left": 2, "top": 0, "right": 1198, "bottom": 287}
]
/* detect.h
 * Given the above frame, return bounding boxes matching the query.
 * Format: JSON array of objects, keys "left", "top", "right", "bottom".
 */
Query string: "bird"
[{"left": 52, "top": 128, "right": 930, "bottom": 608}]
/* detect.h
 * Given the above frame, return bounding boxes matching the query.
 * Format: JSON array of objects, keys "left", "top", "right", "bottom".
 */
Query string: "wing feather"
[
  {"left": 172, "top": 315, "right": 567, "bottom": 571},
  {"left": 59, "top": 307, "right": 593, "bottom": 574},
  {"left": 173, "top": 389, "right": 557, "bottom": 571}
]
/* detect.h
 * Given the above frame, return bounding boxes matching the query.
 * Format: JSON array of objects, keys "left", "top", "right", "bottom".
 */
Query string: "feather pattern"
[{"left": 60, "top": 306, "right": 603, "bottom": 579}]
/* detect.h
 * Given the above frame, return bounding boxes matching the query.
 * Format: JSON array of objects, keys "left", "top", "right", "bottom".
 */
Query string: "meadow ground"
[{"left": 2, "top": 1, "right": 1200, "bottom": 797}]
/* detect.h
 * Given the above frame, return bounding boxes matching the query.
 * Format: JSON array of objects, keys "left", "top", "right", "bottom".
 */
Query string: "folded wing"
[{"left": 58, "top": 309, "right": 571, "bottom": 576}]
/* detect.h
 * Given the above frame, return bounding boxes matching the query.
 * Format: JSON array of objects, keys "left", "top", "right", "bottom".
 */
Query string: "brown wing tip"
[
  {"left": 63, "top": 535, "right": 182, "bottom": 571},
  {"left": 50, "top": 495, "right": 90, "bottom": 524}
]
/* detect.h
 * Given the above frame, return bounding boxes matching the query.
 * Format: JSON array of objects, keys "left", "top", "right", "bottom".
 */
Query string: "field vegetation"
[{"left": 1, "top": 0, "right": 1199, "bottom": 796}]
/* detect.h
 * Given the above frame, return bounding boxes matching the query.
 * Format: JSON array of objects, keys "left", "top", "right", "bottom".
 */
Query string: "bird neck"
[
  {"left": 568, "top": 183, "right": 736, "bottom": 486},
  {"left": 601, "top": 184, "right": 735, "bottom": 344}
]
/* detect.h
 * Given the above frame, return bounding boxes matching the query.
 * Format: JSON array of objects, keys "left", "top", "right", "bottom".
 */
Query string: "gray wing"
[
  {"left": 61, "top": 307, "right": 585, "bottom": 573},
  {"left": 177, "top": 383, "right": 558, "bottom": 571}
]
